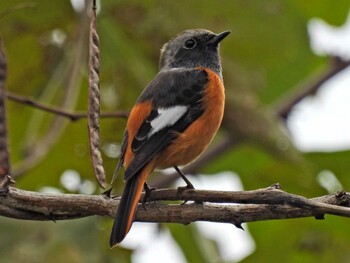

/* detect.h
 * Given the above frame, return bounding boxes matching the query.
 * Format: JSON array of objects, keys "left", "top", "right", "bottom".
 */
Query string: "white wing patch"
[{"left": 149, "top": 106, "right": 188, "bottom": 137}]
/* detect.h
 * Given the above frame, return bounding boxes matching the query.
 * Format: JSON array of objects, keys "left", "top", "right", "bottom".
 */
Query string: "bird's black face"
[{"left": 159, "top": 29, "right": 230, "bottom": 77}]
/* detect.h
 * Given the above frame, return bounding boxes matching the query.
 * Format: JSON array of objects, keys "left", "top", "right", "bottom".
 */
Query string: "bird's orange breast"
[{"left": 155, "top": 68, "right": 225, "bottom": 168}]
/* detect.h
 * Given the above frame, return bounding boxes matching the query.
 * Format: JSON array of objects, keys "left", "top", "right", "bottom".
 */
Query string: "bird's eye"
[{"left": 184, "top": 39, "right": 197, "bottom": 49}]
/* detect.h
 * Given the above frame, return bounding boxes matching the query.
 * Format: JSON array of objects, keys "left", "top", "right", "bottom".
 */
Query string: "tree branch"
[
  {"left": 6, "top": 91, "right": 128, "bottom": 121},
  {"left": 274, "top": 56, "right": 350, "bottom": 119},
  {"left": 1, "top": 184, "right": 350, "bottom": 227}
]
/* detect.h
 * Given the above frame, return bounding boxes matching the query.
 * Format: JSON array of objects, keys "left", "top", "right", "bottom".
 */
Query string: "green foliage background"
[{"left": 1, "top": 0, "right": 350, "bottom": 262}]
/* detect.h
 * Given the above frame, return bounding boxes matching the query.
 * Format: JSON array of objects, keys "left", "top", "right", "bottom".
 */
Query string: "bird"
[{"left": 109, "top": 29, "right": 230, "bottom": 247}]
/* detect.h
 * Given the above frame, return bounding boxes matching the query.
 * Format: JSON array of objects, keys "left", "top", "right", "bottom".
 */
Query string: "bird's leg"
[
  {"left": 101, "top": 187, "right": 113, "bottom": 198},
  {"left": 174, "top": 166, "right": 195, "bottom": 190},
  {"left": 173, "top": 166, "right": 201, "bottom": 205},
  {"left": 141, "top": 182, "right": 156, "bottom": 210}
]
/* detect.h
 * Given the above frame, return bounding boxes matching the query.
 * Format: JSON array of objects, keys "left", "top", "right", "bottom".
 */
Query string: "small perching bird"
[{"left": 110, "top": 29, "right": 230, "bottom": 247}]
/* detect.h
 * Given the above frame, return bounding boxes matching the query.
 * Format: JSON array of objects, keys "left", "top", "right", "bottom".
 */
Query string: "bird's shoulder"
[{"left": 137, "top": 67, "right": 209, "bottom": 107}]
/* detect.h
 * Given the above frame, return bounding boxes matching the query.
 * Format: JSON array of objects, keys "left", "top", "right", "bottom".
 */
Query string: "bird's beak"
[{"left": 211, "top": 31, "right": 231, "bottom": 45}]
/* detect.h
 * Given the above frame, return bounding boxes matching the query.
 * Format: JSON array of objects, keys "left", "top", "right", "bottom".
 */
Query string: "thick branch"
[{"left": 1, "top": 185, "right": 350, "bottom": 226}]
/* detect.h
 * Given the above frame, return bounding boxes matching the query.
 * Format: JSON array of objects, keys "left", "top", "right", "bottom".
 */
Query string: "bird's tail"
[{"left": 109, "top": 167, "right": 150, "bottom": 247}]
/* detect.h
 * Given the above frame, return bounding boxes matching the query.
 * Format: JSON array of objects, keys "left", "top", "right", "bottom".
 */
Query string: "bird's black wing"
[{"left": 123, "top": 68, "right": 208, "bottom": 181}]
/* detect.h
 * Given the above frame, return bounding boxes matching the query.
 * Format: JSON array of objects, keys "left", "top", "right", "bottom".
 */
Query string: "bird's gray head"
[{"left": 159, "top": 29, "right": 230, "bottom": 77}]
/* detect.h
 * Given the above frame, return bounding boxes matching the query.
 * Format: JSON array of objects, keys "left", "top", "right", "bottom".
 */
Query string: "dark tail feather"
[{"left": 109, "top": 173, "right": 144, "bottom": 247}]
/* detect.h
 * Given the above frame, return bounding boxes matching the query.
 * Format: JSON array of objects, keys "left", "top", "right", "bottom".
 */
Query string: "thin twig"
[
  {"left": 5, "top": 91, "right": 128, "bottom": 121},
  {"left": 88, "top": 0, "right": 106, "bottom": 189},
  {"left": 274, "top": 56, "right": 350, "bottom": 119},
  {"left": 0, "top": 39, "right": 10, "bottom": 178}
]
